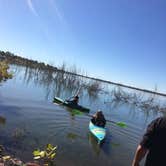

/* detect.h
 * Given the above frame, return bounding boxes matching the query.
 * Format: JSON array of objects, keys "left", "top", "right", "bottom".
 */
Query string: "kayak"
[
  {"left": 53, "top": 97, "right": 90, "bottom": 112},
  {"left": 89, "top": 121, "right": 106, "bottom": 143}
]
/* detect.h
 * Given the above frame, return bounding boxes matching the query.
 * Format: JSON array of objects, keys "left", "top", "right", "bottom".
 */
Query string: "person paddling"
[
  {"left": 132, "top": 116, "right": 166, "bottom": 166},
  {"left": 91, "top": 110, "right": 106, "bottom": 127},
  {"left": 67, "top": 95, "right": 79, "bottom": 106}
]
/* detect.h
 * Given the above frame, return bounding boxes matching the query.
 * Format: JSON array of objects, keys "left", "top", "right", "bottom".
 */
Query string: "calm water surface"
[{"left": 0, "top": 65, "right": 163, "bottom": 166}]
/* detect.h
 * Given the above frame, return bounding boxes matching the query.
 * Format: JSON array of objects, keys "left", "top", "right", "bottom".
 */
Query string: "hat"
[{"left": 97, "top": 110, "right": 102, "bottom": 114}]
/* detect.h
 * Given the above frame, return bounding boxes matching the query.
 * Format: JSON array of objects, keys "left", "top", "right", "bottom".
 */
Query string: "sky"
[{"left": 0, "top": 0, "right": 166, "bottom": 93}]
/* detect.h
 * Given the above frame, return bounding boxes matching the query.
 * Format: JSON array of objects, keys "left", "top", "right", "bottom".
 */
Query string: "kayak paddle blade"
[{"left": 116, "top": 122, "right": 127, "bottom": 128}]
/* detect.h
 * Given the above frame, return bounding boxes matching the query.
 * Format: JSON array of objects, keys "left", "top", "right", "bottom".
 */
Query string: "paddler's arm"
[
  {"left": 132, "top": 118, "right": 159, "bottom": 166},
  {"left": 132, "top": 145, "right": 147, "bottom": 166}
]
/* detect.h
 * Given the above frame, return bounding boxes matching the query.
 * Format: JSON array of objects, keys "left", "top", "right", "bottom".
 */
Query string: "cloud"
[
  {"left": 49, "top": 0, "right": 66, "bottom": 25},
  {"left": 26, "top": 0, "right": 39, "bottom": 17},
  {"left": 26, "top": 0, "right": 67, "bottom": 26},
  {"left": 26, "top": 0, "right": 51, "bottom": 40},
  {"left": 25, "top": 0, "right": 70, "bottom": 41}
]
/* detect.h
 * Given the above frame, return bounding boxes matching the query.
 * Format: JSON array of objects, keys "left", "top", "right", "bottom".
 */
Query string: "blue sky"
[{"left": 0, "top": 0, "right": 166, "bottom": 92}]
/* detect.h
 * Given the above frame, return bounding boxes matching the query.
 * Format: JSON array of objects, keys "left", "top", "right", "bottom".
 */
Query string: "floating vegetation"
[
  {"left": 67, "top": 132, "right": 78, "bottom": 140},
  {"left": 33, "top": 144, "right": 57, "bottom": 165}
]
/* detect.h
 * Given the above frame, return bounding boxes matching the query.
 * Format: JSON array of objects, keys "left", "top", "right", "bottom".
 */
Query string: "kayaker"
[
  {"left": 132, "top": 116, "right": 166, "bottom": 166},
  {"left": 67, "top": 95, "right": 79, "bottom": 106},
  {"left": 91, "top": 110, "right": 106, "bottom": 127}
]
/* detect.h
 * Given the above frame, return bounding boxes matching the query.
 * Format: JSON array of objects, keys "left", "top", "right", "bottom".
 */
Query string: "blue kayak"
[{"left": 89, "top": 121, "right": 106, "bottom": 143}]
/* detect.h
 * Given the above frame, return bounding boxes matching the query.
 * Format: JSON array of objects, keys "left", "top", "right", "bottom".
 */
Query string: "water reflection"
[
  {"left": 11, "top": 65, "right": 102, "bottom": 103},
  {"left": 67, "top": 132, "right": 79, "bottom": 141},
  {"left": 12, "top": 127, "right": 27, "bottom": 140},
  {"left": 0, "top": 116, "right": 6, "bottom": 125},
  {"left": 88, "top": 133, "right": 101, "bottom": 155},
  {"left": 1, "top": 64, "right": 166, "bottom": 165},
  {"left": 88, "top": 130, "right": 112, "bottom": 156},
  {"left": 10, "top": 64, "right": 166, "bottom": 117}
]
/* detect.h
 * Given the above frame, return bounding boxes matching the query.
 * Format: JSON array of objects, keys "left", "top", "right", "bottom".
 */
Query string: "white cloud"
[
  {"left": 26, "top": 0, "right": 51, "bottom": 40},
  {"left": 26, "top": 0, "right": 39, "bottom": 17},
  {"left": 49, "top": 0, "right": 66, "bottom": 25}
]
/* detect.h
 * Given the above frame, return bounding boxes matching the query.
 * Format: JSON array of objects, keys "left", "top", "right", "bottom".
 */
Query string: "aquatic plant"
[
  {"left": 107, "top": 86, "right": 166, "bottom": 112},
  {"left": 87, "top": 81, "right": 103, "bottom": 93},
  {"left": 2, "top": 50, "right": 166, "bottom": 112},
  {"left": 33, "top": 144, "right": 57, "bottom": 164},
  {"left": 67, "top": 132, "right": 78, "bottom": 140}
]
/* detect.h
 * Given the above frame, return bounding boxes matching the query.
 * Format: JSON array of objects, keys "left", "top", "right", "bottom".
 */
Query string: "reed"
[
  {"left": 2, "top": 51, "right": 166, "bottom": 112},
  {"left": 108, "top": 86, "right": 166, "bottom": 112}
]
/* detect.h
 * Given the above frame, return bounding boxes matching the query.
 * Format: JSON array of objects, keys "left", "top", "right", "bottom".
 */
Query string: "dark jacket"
[
  {"left": 91, "top": 115, "right": 106, "bottom": 127},
  {"left": 68, "top": 100, "right": 78, "bottom": 106},
  {"left": 140, "top": 117, "right": 166, "bottom": 166}
]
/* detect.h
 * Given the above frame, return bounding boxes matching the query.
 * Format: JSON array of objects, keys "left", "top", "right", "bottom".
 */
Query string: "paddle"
[
  {"left": 54, "top": 86, "right": 82, "bottom": 106},
  {"left": 65, "top": 86, "right": 82, "bottom": 102},
  {"left": 87, "top": 114, "right": 127, "bottom": 128}
]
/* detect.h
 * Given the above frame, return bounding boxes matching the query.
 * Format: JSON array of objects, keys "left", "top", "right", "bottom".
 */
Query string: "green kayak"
[{"left": 53, "top": 97, "right": 90, "bottom": 112}]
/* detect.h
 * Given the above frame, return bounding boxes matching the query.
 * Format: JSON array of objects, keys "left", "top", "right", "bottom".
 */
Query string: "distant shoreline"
[
  {"left": 69, "top": 72, "right": 166, "bottom": 97},
  {"left": 0, "top": 50, "right": 166, "bottom": 97}
]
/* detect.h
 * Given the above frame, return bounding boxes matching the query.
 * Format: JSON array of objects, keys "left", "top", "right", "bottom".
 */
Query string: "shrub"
[{"left": 0, "top": 61, "right": 12, "bottom": 82}]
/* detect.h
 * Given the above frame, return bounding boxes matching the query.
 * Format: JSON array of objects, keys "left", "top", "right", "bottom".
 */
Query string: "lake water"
[{"left": 0, "top": 65, "right": 164, "bottom": 166}]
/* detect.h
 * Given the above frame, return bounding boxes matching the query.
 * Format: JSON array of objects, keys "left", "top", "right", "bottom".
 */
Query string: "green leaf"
[
  {"left": 52, "top": 146, "right": 57, "bottom": 151},
  {"left": 50, "top": 153, "right": 56, "bottom": 159},
  {"left": 33, "top": 150, "right": 41, "bottom": 156},
  {"left": 116, "top": 122, "right": 127, "bottom": 128},
  {"left": 33, "top": 144, "right": 57, "bottom": 161},
  {"left": 40, "top": 151, "right": 45, "bottom": 157},
  {"left": 46, "top": 144, "right": 53, "bottom": 151}
]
